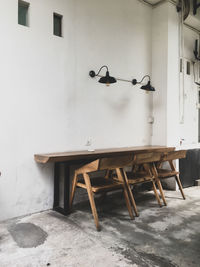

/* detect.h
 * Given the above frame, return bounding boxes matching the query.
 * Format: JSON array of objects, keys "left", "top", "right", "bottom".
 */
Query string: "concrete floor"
[{"left": 0, "top": 187, "right": 200, "bottom": 267}]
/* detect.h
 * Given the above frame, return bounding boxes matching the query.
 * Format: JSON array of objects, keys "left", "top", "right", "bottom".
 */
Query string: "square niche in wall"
[
  {"left": 18, "top": 0, "right": 29, "bottom": 26},
  {"left": 53, "top": 13, "right": 63, "bottom": 37}
]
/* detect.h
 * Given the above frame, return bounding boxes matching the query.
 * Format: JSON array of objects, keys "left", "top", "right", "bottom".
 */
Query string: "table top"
[{"left": 34, "top": 145, "right": 175, "bottom": 164}]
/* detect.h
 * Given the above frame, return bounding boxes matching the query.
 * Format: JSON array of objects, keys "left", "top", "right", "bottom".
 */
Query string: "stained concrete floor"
[{"left": 0, "top": 187, "right": 200, "bottom": 267}]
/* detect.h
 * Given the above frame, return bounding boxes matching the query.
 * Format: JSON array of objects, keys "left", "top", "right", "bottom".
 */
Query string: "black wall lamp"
[
  {"left": 89, "top": 65, "right": 117, "bottom": 86},
  {"left": 89, "top": 65, "right": 155, "bottom": 91},
  {"left": 132, "top": 75, "right": 155, "bottom": 92}
]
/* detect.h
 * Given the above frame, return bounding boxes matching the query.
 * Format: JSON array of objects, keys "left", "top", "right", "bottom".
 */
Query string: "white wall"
[
  {"left": 151, "top": 1, "right": 200, "bottom": 150},
  {"left": 179, "top": 26, "right": 199, "bottom": 145},
  {"left": 72, "top": 0, "right": 153, "bottom": 149},
  {"left": 152, "top": 2, "right": 180, "bottom": 147},
  {"left": 152, "top": 2, "right": 168, "bottom": 145},
  {"left": 166, "top": 3, "right": 180, "bottom": 147},
  {"left": 0, "top": 0, "right": 153, "bottom": 221}
]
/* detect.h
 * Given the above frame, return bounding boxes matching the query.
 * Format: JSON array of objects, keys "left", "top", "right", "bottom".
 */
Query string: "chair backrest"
[
  {"left": 162, "top": 150, "right": 187, "bottom": 161},
  {"left": 75, "top": 160, "right": 100, "bottom": 175},
  {"left": 75, "top": 154, "right": 135, "bottom": 174},
  {"left": 75, "top": 151, "right": 177, "bottom": 174},
  {"left": 98, "top": 154, "right": 134, "bottom": 170},
  {"left": 132, "top": 152, "right": 163, "bottom": 164}
]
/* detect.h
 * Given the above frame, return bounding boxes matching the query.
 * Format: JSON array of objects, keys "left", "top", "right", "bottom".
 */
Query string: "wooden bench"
[{"left": 34, "top": 146, "right": 175, "bottom": 216}]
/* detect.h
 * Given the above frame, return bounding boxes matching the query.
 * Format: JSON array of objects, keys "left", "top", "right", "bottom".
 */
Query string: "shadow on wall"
[{"left": 104, "top": 95, "right": 131, "bottom": 112}]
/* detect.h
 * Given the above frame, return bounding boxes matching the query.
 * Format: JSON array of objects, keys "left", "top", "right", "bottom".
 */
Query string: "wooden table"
[{"left": 34, "top": 146, "right": 174, "bottom": 216}]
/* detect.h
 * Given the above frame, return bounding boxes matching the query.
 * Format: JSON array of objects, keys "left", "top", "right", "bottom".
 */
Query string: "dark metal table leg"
[
  {"left": 53, "top": 162, "right": 71, "bottom": 216},
  {"left": 64, "top": 163, "right": 70, "bottom": 213},
  {"left": 53, "top": 162, "right": 60, "bottom": 209}
]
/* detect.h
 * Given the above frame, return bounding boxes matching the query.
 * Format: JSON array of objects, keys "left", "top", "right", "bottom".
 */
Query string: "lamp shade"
[
  {"left": 98, "top": 71, "right": 117, "bottom": 85},
  {"left": 140, "top": 81, "right": 155, "bottom": 92}
]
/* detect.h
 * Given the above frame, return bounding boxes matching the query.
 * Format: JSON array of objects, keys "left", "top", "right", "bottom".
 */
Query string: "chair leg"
[
  {"left": 151, "top": 164, "right": 167, "bottom": 206},
  {"left": 123, "top": 188, "right": 135, "bottom": 220},
  {"left": 100, "top": 170, "right": 112, "bottom": 201},
  {"left": 116, "top": 168, "right": 135, "bottom": 219},
  {"left": 121, "top": 168, "right": 139, "bottom": 217},
  {"left": 83, "top": 173, "right": 100, "bottom": 231},
  {"left": 105, "top": 169, "right": 113, "bottom": 179},
  {"left": 169, "top": 160, "right": 186, "bottom": 200},
  {"left": 69, "top": 172, "right": 78, "bottom": 210},
  {"left": 152, "top": 180, "right": 162, "bottom": 207},
  {"left": 156, "top": 179, "right": 167, "bottom": 206},
  {"left": 175, "top": 175, "right": 186, "bottom": 200}
]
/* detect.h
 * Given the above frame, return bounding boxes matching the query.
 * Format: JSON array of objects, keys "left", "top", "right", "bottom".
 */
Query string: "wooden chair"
[
  {"left": 155, "top": 150, "right": 187, "bottom": 201},
  {"left": 124, "top": 152, "right": 166, "bottom": 211},
  {"left": 69, "top": 155, "right": 138, "bottom": 231}
]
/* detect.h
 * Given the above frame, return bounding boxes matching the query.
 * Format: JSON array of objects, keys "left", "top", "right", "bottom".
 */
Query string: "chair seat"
[
  {"left": 157, "top": 168, "right": 179, "bottom": 178},
  {"left": 113, "top": 171, "right": 153, "bottom": 185},
  {"left": 76, "top": 177, "right": 123, "bottom": 193},
  {"left": 126, "top": 171, "right": 152, "bottom": 179}
]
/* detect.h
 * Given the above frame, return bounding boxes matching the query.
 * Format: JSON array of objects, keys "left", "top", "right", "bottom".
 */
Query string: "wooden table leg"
[{"left": 53, "top": 162, "right": 71, "bottom": 216}]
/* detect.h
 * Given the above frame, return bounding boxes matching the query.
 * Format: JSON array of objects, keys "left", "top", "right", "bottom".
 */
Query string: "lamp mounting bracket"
[
  {"left": 132, "top": 79, "right": 137, "bottom": 85},
  {"left": 89, "top": 70, "right": 96, "bottom": 78},
  {"left": 194, "top": 40, "right": 200, "bottom": 61},
  {"left": 193, "top": 0, "right": 200, "bottom": 15}
]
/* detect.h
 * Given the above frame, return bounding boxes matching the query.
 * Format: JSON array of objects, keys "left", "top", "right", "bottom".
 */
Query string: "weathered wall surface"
[{"left": 0, "top": 0, "right": 153, "bottom": 220}]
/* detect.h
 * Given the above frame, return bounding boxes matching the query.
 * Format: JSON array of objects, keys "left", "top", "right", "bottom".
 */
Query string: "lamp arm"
[
  {"left": 116, "top": 77, "right": 133, "bottom": 83},
  {"left": 96, "top": 65, "right": 109, "bottom": 76},
  {"left": 138, "top": 75, "right": 151, "bottom": 84},
  {"left": 95, "top": 75, "right": 132, "bottom": 83}
]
